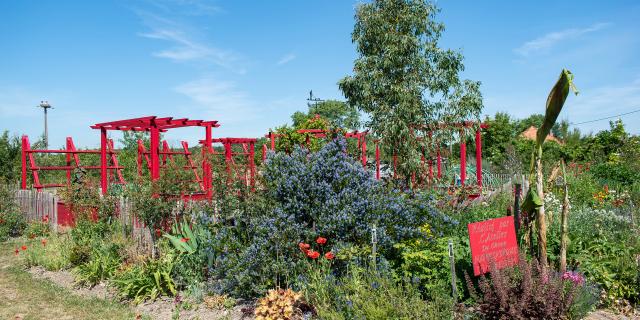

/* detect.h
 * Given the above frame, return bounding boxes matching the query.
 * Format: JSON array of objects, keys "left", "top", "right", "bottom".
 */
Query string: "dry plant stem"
[
  {"left": 559, "top": 159, "right": 570, "bottom": 272},
  {"left": 535, "top": 145, "right": 548, "bottom": 267}
]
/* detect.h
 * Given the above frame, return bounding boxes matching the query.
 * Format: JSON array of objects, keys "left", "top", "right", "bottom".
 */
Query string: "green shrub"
[
  {"left": 74, "top": 240, "right": 122, "bottom": 286},
  {"left": 300, "top": 262, "right": 453, "bottom": 320},
  {"left": 550, "top": 206, "right": 640, "bottom": 305},
  {"left": 25, "top": 219, "right": 50, "bottom": 239},
  {"left": 0, "top": 210, "right": 26, "bottom": 241},
  {"left": 111, "top": 253, "right": 177, "bottom": 304},
  {"left": 23, "top": 235, "right": 71, "bottom": 271}
]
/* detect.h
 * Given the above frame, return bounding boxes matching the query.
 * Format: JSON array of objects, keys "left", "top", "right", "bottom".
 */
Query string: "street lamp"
[{"left": 37, "top": 101, "right": 53, "bottom": 149}]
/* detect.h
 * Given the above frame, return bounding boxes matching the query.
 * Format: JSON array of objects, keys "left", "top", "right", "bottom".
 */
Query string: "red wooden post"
[
  {"left": 361, "top": 134, "right": 367, "bottom": 168},
  {"left": 269, "top": 132, "right": 275, "bottom": 150},
  {"left": 205, "top": 124, "right": 212, "bottom": 198},
  {"left": 21, "top": 135, "right": 27, "bottom": 189},
  {"left": 262, "top": 144, "right": 267, "bottom": 162},
  {"left": 249, "top": 142, "right": 255, "bottom": 188},
  {"left": 66, "top": 137, "right": 72, "bottom": 186},
  {"left": 150, "top": 126, "right": 160, "bottom": 181},
  {"left": 476, "top": 128, "right": 482, "bottom": 188},
  {"left": 224, "top": 141, "right": 232, "bottom": 180},
  {"left": 460, "top": 130, "right": 466, "bottom": 186},
  {"left": 375, "top": 141, "right": 380, "bottom": 180},
  {"left": 100, "top": 127, "right": 108, "bottom": 194},
  {"left": 437, "top": 148, "right": 442, "bottom": 179}
]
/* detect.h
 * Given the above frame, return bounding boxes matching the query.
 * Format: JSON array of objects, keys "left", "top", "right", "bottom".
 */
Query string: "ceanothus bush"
[{"left": 207, "top": 138, "right": 444, "bottom": 298}]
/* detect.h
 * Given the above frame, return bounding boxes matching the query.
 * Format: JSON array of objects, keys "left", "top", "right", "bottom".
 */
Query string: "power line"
[{"left": 570, "top": 108, "right": 640, "bottom": 125}]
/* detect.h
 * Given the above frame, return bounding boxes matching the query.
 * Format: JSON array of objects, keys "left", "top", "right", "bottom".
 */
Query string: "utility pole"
[
  {"left": 307, "top": 90, "right": 324, "bottom": 109},
  {"left": 37, "top": 101, "right": 53, "bottom": 149}
]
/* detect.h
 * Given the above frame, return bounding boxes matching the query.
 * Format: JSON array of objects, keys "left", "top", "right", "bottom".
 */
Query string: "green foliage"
[
  {"left": 0, "top": 210, "right": 26, "bottom": 241},
  {"left": 74, "top": 243, "right": 122, "bottom": 286},
  {"left": 112, "top": 253, "right": 177, "bottom": 304},
  {"left": 25, "top": 220, "right": 51, "bottom": 239},
  {"left": 24, "top": 235, "right": 72, "bottom": 271},
  {"left": 0, "top": 131, "right": 21, "bottom": 182},
  {"left": 339, "top": 0, "right": 482, "bottom": 179},
  {"left": 163, "top": 217, "right": 199, "bottom": 254},
  {"left": 163, "top": 216, "right": 211, "bottom": 290},
  {"left": 292, "top": 99, "right": 360, "bottom": 130},
  {"left": 274, "top": 114, "right": 332, "bottom": 153},
  {"left": 0, "top": 183, "right": 25, "bottom": 241},
  {"left": 553, "top": 206, "right": 640, "bottom": 304},
  {"left": 301, "top": 263, "right": 453, "bottom": 320},
  {"left": 393, "top": 235, "right": 463, "bottom": 298},
  {"left": 482, "top": 112, "right": 516, "bottom": 166},
  {"left": 591, "top": 162, "right": 640, "bottom": 187}
]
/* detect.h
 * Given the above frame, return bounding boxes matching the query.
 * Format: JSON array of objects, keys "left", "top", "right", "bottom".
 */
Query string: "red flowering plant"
[
  {"left": 297, "top": 236, "right": 336, "bottom": 287},
  {"left": 298, "top": 236, "right": 334, "bottom": 262}
]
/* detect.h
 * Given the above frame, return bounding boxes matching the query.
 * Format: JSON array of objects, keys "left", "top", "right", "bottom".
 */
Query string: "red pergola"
[
  {"left": 91, "top": 116, "right": 219, "bottom": 195},
  {"left": 409, "top": 121, "right": 489, "bottom": 188},
  {"left": 264, "top": 129, "right": 369, "bottom": 167}
]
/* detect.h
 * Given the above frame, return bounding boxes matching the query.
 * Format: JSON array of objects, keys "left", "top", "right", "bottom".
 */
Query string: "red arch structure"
[
  {"left": 137, "top": 140, "right": 205, "bottom": 191},
  {"left": 264, "top": 129, "right": 369, "bottom": 167},
  {"left": 405, "top": 121, "right": 489, "bottom": 188},
  {"left": 21, "top": 135, "right": 125, "bottom": 190},
  {"left": 91, "top": 116, "right": 219, "bottom": 197}
]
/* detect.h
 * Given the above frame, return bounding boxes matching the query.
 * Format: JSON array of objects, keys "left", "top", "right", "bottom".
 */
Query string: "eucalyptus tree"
[{"left": 339, "top": 0, "right": 483, "bottom": 181}]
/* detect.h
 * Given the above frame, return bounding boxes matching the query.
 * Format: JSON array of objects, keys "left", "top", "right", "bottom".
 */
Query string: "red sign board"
[{"left": 468, "top": 216, "right": 519, "bottom": 276}]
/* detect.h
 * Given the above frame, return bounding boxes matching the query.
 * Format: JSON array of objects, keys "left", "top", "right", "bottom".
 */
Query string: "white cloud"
[
  {"left": 515, "top": 22, "right": 611, "bottom": 57},
  {"left": 174, "top": 77, "right": 255, "bottom": 123},
  {"left": 145, "top": 0, "right": 222, "bottom": 16},
  {"left": 136, "top": 11, "right": 247, "bottom": 73},
  {"left": 276, "top": 53, "right": 296, "bottom": 66}
]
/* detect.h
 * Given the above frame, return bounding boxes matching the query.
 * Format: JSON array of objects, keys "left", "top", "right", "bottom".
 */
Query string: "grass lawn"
[{"left": 0, "top": 240, "right": 139, "bottom": 320}]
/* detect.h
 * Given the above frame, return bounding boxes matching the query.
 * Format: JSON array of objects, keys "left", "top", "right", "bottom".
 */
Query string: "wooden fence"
[
  {"left": 12, "top": 188, "right": 153, "bottom": 253},
  {"left": 14, "top": 189, "right": 59, "bottom": 232}
]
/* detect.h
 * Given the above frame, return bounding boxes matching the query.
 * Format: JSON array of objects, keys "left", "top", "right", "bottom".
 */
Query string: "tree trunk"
[
  {"left": 559, "top": 159, "right": 570, "bottom": 272},
  {"left": 535, "top": 145, "right": 548, "bottom": 266}
]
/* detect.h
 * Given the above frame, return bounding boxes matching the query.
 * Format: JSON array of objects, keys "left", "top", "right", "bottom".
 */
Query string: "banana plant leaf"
[
  {"left": 537, "top": 69, "right": 579, "bottom": 145},
  {"left": 521, "top": 187, "right": 543, "bottom": 214},
  {"left": 522, "top": 69, "right": 578, "bottom": 215}
]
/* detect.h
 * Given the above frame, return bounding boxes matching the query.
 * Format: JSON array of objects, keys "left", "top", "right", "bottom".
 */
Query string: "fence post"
[
  {"left": 448, "top": 239, "right": 457, "bottom": 303},
  {"left": 514, "top": 183, "right": 522, "bottom": 234}
]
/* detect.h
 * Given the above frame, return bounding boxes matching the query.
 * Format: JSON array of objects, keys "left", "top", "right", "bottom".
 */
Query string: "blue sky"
[{"left": 1, "top": 0, "right": 639, "bottom": 148}]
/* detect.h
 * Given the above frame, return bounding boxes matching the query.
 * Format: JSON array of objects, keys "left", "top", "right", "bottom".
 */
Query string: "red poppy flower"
[
  {"left": 21, "top": 245, "right": 27, "bottom": 251},
  {"left": 42, "top": 215, "right": 49, "bottom": 223},
  {"left": 155, "top": 229, "right": 162, "bottom": 237},
  {"left": 14, "top": 248, "right": 19, "bottom": 256},
  {"left": 0, "top": 218, "right": 5, "bottom": 224},
  {"left": 180, "top": 237, "right": 190, "bottom": 243},
  {"left": 316, "top": 237, "right": 327, "bottom": 245},
  {"left": 306, "top": 250, "right": 320, "bottom": 259},
  {"left": 298, "top": 242, "right": 311, "bottom": 251},
  {"left": 325, "top": 251, "right": 335, "bottom": 260},
  {"left": 41, "top": 239, "right": 47, "bottom": 246}
]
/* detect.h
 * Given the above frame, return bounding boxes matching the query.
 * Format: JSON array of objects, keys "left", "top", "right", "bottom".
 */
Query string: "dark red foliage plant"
[{"left": 465, "top": 255, "right": 581, "bottom": 320}]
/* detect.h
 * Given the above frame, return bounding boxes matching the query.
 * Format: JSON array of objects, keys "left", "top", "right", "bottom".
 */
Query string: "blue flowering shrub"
[{"left": 206, "top": 138, "right": 444, "bottom": 298}]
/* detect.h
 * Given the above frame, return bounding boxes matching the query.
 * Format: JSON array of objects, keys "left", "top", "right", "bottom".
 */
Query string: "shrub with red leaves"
[{"left": 465, "top": 255, "right": 592, "bottom": 320}]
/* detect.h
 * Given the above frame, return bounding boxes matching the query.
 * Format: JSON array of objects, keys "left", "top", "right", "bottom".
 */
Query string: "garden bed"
[{"left": 27, "top": 266, "right": 252, "bottom": 320}]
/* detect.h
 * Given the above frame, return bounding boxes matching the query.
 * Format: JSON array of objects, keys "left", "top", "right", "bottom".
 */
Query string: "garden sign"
[{"left": 467, "top": 216, "right": 519, "bottom": 276}]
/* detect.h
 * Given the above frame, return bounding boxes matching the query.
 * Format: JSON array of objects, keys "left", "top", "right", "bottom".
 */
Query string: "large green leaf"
[
  {"left": 521, "top": 187, "right": 543, "bottom": 215},
  {"left": 537, "top": 69, "right": 579, "bottom": 145}
]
